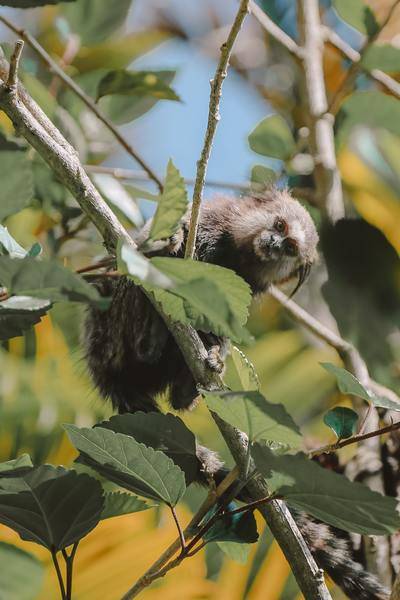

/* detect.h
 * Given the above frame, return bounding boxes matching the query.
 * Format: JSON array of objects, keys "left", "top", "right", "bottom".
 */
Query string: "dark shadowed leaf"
[
  {"left": 0, "top": 151, "right": 33, "bottom": 220},
  {"left": 0, "top": 257, "right": 106, "bottom": 306},
  {"left": 203, "top": 504, "right": 258, "bottom": 544},
  {"left": 323, "top": 407, "right": 358, "bottom": 439},
  {"left": 216, "top": 541, "right": 251, "bottom": 564},
  {"left": 149, "top": 159, "right": 188, "bottom": 242},
  {"left": 0, "top": 296, "right": 52, "bottom": 341},
  {"left": 101, "top": 492, "right": 151, "bottom": 520},
  {"left": 63, "top": 0, "right": 132, "bottom": 45},
  {"left": 0, "top": 542, "right": 43, "bottom": 600},
  {"left": 333, "top": 0, "right": 378, "bottom": 36},
  {"left": 0, "top": 465, "right": 104, "bottom": 550},
  {"left": 253, "top": 444, "right": 400, "bottom": 535},
  {"left": 361, "top": 44, "right": 400, "bottom": 72},
  {"left": 98, "top": 412, "right": 199, "bottom": 484},
  {"left": 0, "top": 0, "right": 75, "bottom": 5},
  {"left": 248, "top": 115, "right": 296, "bottom": 160},
  {"left": 223, "top": 346, "right": 259, "bottom": 392},
  {"left": 27, "top": 243, "right": 42, "bottom": 258},
  {"left": 97, "top": 70, "right": 180, "bottom": 102},
  {"left": 64, "top": 425, "right": 186, "bottom": 506},
  {"left": 205, "top": 390, "right": 301, "bottom": 446}
]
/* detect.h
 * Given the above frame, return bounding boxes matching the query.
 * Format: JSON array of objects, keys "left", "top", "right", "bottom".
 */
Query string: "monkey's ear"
[{"left": 289, "top": 262, "right": 312, "bottom": 298}]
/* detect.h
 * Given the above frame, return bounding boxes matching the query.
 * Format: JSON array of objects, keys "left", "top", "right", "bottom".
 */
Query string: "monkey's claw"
[{"left": 206, "top": 346, "right": 225, "bottom": 374}]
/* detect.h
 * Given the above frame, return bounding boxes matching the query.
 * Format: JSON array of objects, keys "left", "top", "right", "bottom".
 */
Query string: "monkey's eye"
[
  {"left": 285, "top": 239, "right": 298, "bottom": 256},
  {"left": 274, "top": 218, "right": 287, "bottom": 234}
]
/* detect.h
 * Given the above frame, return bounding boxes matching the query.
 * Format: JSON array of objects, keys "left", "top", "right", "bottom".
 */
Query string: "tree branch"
[
  {"left": 184, "top": 0, "right": 250, "bottom": 258},
  {"left": 248, "top": 0, "right": 303, "bottom": 58},
  {"left": 6, "top": 39, "right": 23, "bottom": 89},
  {"left": 297, "top": 0, "right": 344, "bottom": 222},
  {"left": 0, "top": 14, "right": 163, "bottom": 192}
]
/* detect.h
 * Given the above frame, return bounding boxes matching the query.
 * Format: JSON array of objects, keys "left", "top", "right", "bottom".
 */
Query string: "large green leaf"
[
  {"left": 117, "top": 242, "right": 173, "bottom": 289},
  {"left": 149, "top": 159, "right": 188, "bottom": 242},
  {"left": 0, "top": 542, "right": 43, "bottom": 600},
  {"left": 252, "top": 445, "right": 400, "bottom": 535},
  {"left": 63, "top": 0, "right": 132, "bottom": 45},
  {"left": 0, "top": 296, "right": 52, "bottom": 341},
  {"left": 323, "top": 407, "right": 358, "bottom": 439},
  {"left": 248, "top": 115, "right": 296, "bottom": 160},
  {"left": 216, "top": 541, "right": 251, "bottom": 564},
  {"left": 101, "top": 492, "right": 151, "bottom": 520},
  {"left": 333, "top": 0, "right": 378, "bottom": 37},
  {"left": 223, "top": 346, "right": 259, "bottom": 392},
  {"left": 0, "top": 257, "right": 106, "bottom": 306},
  {"left": 0, "top": 454, "right": 33, "bottom": 476},
  {"left": 336, "top": 92, "right": 400, "bottom": 148},
  {"left": 92, "top": 174, "right": 144, "bottom": 228},
  {"left": 205, "top": 390, "right": 302, "bottom": 447},
  {"left": 97, "top": 412, "right": 199, "bottom": 484},
  {"left": 146, "top": 257, "right": 252, "bottom": 344},
  {"left": 0, "top": 151, "right": 33, "bottom": 221},
  {"left": 361, "top": 44, "right": 400, "bottom": 72},
  {"left": 97, "top": 70, "right": 180, "bottom": 102},
  {"left": 64, "top": 425, "right": 186, "bottom": 506},
  {"left": 0, "top": 465, "right": 104, "bottom": 550}
]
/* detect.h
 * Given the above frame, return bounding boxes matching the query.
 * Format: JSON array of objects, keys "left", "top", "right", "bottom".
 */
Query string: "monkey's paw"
[{"left": 206, "top": 346, "right": 225, "bottom": 374}]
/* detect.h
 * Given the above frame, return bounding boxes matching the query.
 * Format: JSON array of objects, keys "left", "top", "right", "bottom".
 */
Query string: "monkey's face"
[{"left": 233, "top": 190, "right": 319, "bottom": 295}]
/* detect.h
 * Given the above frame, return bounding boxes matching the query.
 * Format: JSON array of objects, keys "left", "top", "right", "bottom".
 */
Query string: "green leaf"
[
  {"left": 0, "top": 542, "right": 43, "bottom": 600},
  {"left": 0, "top": 0, "right": 74, "bottom": 5},
  {"left": 64, "top": 425, "right": 186, "bottom": 506},
  {"left": 148, "top": 159, "right": 188, "bottom": 242},
  {"left": 333, "top": 0, "right": 379, "bottom": 37},
  {"left": 204, "top": 390, "right": 302, "bottom": 446},
  {"left": 250, "top": 165, "right": 277, "bottom": 186},
  {"left": 63, "top": 0, "right": 132, "bottom": 45},
  {"left": 0, "top": 225, "right": 27, "bottom": 258},
  {"left": 223, "top": 346, "right": 259, "bottom": 392},
  {"left": 248, "top": 115, "right": 296, "bottom": 160},
  {"left": 0, "top": 465, "right": 104, "bottom": 550},
  {"left": 147, "top": 257, "right": 252, "bottom": 344},
  {"left": 117, "top": 241, "right": 173, "bottom": 289},
  {"left": 97, "top": 70, "right": 180, "bottom": 102},
  {"left": 0, "top": 296, "right": 52, "bottom": 341},
  {"left": 0, "top": 256, "right": 106, "bottom": 306},
  {"left": 323, "top": 407, "right": 358, "bottom": 439},
  {"left": 216, "top": 541, "right": 251, "bottom": 564},
  {"left": 0, "top": 454, "right": 33, "bottom": 476},
  {"left": 336, "top": 91, "right": 400, "bottom": 148},
  {"left": 0, "top": 151, "right": 33, "bottom": 221},
  {"left": 101, "top": 492, "right": 151, "bottom": 520},
  {"left": 203, "top": 505, "right": 258, "bottom": 544},
  {"left": 93, "top": 174, "right": 144, "bottom": 228},
  {"left": 361, "top": 44, "right": 400, "bottom": 72},
  {"left": 97, "top": 412, "right": 199, "bottom": 484},
  {"left": 101, "top": 71, "right": 177, "bottom": 125},
  {"left": 252, "top": 444, "right": 400, "bottom": 535}
]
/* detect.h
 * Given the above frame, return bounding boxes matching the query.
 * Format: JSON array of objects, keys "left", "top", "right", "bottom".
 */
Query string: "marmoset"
[{"left": 84, "top": 188, "right": 388, "bottom": 600}]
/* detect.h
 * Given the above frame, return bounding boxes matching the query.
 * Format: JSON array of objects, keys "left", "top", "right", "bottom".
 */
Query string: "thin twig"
[
  {"left": 6, "top": 39, "right": 23, "bottom": 89},
  {"left": 0, "top": 15, "right": 163, "bottom": 192},
  {"left": 184, "top": 0, "right": 250, "bottom": 258},
  {"left": 249, "top": 0, "right": 303, "bottom": 58},
  {"left": 297, "top": 0, "right": 344, "bottom": 222},
  {"left": 328, "top": 0, "right": 400, "bottom": 115},
  {"left": 75, "top": 257, "right": 115, "bottom": 274},
  {"left": 51, "top": 550, "right": 66, "bottom": 600},
  {"left": 309, "top": 420, "right": 400, "bottom": 457},
  {"left": 170, "top": 506, "right": 185, "bottom": 554}
]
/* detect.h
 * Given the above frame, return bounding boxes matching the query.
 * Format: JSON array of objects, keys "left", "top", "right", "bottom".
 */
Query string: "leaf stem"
[
  {"left": 170, "top": 506, "right": 185, "bottom": 554},
  {"left": 51, "top": 550, "right": 66, "bottom": 600}
]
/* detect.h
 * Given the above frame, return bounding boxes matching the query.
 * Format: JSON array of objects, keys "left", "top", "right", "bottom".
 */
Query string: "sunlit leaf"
[
  {"left": 223, "top": 346, "right": 259, "bottom": 392},
  {"left": 362, "top": 44, "right": 400, "bottom": 72},
  {"left": 117, "top": 241, "right": 173, "bottom": 289},
  {"left": 323, "top": 407, "right": 358, "bottom": 439},
  {"left": 0, "top": 542, "right": 43, "bottom": 600},
  {"left": 0, "top": 465, "right": 104, "bottom": 550},
  {"left": 98, "top": 412, "right": 199, "bottom": 484},
  {"left": 248, "top": 115, "right": 296, "bottom": 160},
  {"left": 0, "top": 225, "right": 27, "bottom": 258},
  {"left": 0, "top": 454, "right": 33, "bottom": 475},
  {"left": 205, "top": 390, "right": 302, "bottom": 446},
  {"left": 149, "top": 159, "right": 188, "bottom": 242},
  {"left": 0, "top": 296, "right": 52, "bottom": 341},
  {"left": 0, "top": 151, "right": 33, "bottom": 221},
  {"left": 333, "top": 0, "right": 378, "bottom": 37},
  {"left": 253, "top": 444, "right": 400, "bottom": 535},
  {"left": 101, "top": 492, "right": 151, "bottom": 520},
  {"left": 64, "top": 425, "right": 186, "bottom": 506},
  {"left": 97, "top": 70, "right": 180, "bottom": 102},
  {"left": 93, "top": 173, "right": 144, "bottom": 228}
]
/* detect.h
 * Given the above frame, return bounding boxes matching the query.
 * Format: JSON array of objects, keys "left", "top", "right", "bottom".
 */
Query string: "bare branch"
[
  {"left": 297, "top": 0, "right": 344, "bottom": 222},
  {"left": 6, "top": 39, "right": 23, "bottom": 89},
  {"left": 249, "top": 0, "right": 302, "bottom": 58},
  {"left": 0, "top": 15, "right": 163, "bottom": 192},
  {"left": 184, "top": 0, "right": 250, "bottom": 258}
]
